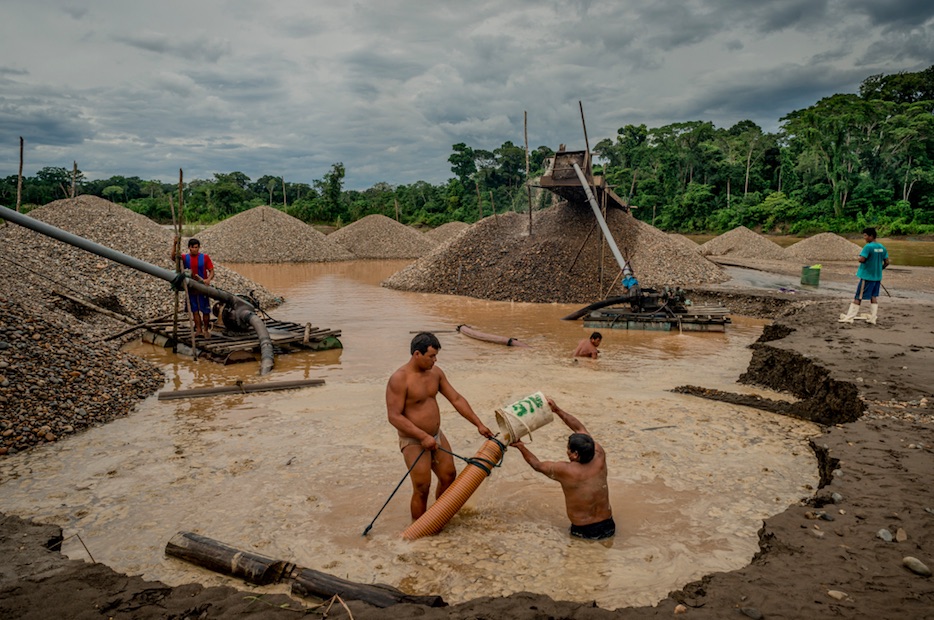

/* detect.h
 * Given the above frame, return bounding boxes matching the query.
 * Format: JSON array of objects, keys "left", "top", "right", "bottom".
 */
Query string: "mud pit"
[{"left": 0, "top": 262, "right": 821, "bottom": 610}]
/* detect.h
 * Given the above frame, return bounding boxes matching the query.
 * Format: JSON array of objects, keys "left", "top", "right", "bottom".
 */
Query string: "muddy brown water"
[{"left": 0, "top": 261, "right": 820, "bottom": 609}]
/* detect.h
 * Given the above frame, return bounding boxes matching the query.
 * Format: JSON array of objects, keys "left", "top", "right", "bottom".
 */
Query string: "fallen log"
[
  {"left": 165, "top": 531, "right": 447, "bottom": 608},
  {"left": 165, "top": 531, "right": 291, "bottom": 585},
  {"left": 158, "top": 378, "right": 325, "bottom": 400},
  {"left": 456, "top": 324, "right": 530, "bottom": 347},
  {"left": 291, "top": 567, "right": 446, "bottom": 608}
]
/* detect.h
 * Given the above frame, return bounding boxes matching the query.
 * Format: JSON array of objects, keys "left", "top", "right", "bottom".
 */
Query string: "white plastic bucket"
[{"left": 494, "top": 391, "right": 553, "bottom": 443}]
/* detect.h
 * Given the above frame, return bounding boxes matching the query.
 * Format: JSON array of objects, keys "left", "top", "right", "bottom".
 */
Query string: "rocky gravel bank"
[
  {"left": 0, "top": 296, "right": 164, "bottom": 456},
  {"left": 0, "top": 196, "right": 280, "bottom": 343}
]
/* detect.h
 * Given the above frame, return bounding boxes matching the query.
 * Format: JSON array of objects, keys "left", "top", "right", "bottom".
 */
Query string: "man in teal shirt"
[{"left": 839, "top": 227, "right": 890, "bottom": 325}]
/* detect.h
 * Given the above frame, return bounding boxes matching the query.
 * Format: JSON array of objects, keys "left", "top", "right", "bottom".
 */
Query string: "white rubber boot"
[
  {"left": 868, "top": 303, "right": 879, "bottom": 325},
  {"left": 838, "top": 303, "right": 860, "bottom": 323}
]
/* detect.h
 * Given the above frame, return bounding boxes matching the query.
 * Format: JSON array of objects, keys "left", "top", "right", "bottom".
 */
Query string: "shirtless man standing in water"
[
  {"left": 511, "top": 398, "right": 615, "bottom": 540},
  {"left": 386, "top": 332, "right": 493, "bottom": 520}
]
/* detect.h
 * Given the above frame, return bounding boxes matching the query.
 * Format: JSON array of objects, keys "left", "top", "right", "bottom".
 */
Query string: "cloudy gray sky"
[{"left": 2, "top": 0, "right": 932, "bottom": 189}]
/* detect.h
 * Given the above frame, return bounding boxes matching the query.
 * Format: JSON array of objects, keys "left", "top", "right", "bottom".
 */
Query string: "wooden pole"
[
  {"left": 525, "top": 111, "right": 532, "bottom": 235},
  {"left": 16, "top": 137, "right": 23, "bottom": 213},
  {"left": 71, "top": 161, "right": 78, "bottom": 202},
  {"left": 158, "top": 379, "right": 325, "bottom": 400},
  {"left": 475, "top": 182, "right": 482, "bottom": 221},
  {"left": 182, "top": 279, "right": 198, "bottom": 359},
  {"left": 579, "top": 101, "right": 591, "bottom": 175},
  {"left": 394, "top": 198, "right": 400, "bottom": 221},
  {"left": 169, "top": 194, "right": 182, "bottom": 353},
  {"left": 176, "top": 169, "right": 198, "bottom": 358}
]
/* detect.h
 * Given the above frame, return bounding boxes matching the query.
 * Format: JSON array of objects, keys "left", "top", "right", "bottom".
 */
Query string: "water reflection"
[{"left": 0, "top": 261, "right": 820, "bottom": 610}]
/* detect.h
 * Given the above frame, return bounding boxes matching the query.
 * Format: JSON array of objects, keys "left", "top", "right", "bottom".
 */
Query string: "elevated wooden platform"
[
  {"left": 142, "top": 316, "right": 342, "bottom": 364},
  {"left": 539, "top": 149, "right": 632, "bottom": 210}
]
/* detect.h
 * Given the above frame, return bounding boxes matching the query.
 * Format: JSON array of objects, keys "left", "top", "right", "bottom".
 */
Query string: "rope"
[
  {"left": 437, "top": 435, "right": 508, "bottom": 476},
  {"left": 362, "top": 449, "right": 426, "bottom": 536}
]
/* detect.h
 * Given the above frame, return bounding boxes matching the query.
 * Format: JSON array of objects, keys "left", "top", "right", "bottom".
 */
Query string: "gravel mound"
[
  {"left": 669, "top": 233, "right": 701, "bottom": 253},
  {"left": 424, "top": 221, "right": 470, "bottom": 246},
  {"left": 0, "top": 196, "right": 279, "bottom": 342},
  {"left": 329, "top": 214, "right": 433, "bottom": 258},
  {"left": 784, "top": 232, "right": 862, "bottom": 262},
  {"left": 0, "top": 295, "right": 164, "bottom": 456},
  {"left": 384, "top": 204, "right": 727, "bottom": 303},
  {"left": 197, "top": 206, "right": 353, "bottom": 262},
  {"left": 700, "top": 226, "right": 789, "bottom": 261}
]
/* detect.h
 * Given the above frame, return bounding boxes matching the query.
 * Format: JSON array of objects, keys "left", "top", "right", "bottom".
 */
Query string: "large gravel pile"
[
  {"left": 197, "top": 206, "right": 353, "bottom": 262},
  {"left": 384, "top": 204, "right": 727, "bottom": 303},
  {"left": 784, "top": 232, "right": 862, "bottom": 262},
  {"left": 0, "top": 196, "right": 279, "bottom": 342},
  {"left": 700, "top": 226, "right": 789, "bottom": 261},
  {"left": 669, "top": 233, "right": 701, "bottom": 253},
  {"left": 329, "top": 214, "right": 433, "bottom": 258},
  {"left": 424, "top": 221, "right": 470, "bottom": 246},
  {"left": 0, "top": 295, "right": 164, "bottom": 456}
]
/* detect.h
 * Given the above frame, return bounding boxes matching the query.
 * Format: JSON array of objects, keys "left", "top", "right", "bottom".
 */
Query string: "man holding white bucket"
[
  {"left": 511, "top": 398, "right": 615, "bottom": 540},
  {"left": 387, "top": 332, "right": 494, "bottom": 520}
]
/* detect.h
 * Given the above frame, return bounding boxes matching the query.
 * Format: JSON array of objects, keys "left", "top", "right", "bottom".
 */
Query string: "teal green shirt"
[{"left": 856, "top": 241, "right": 888, "bottom": 281}]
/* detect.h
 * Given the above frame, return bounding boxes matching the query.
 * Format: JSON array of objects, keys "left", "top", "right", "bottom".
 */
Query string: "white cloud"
[{"left": 1, "top": 0, "right": 931, "bottom": 189}]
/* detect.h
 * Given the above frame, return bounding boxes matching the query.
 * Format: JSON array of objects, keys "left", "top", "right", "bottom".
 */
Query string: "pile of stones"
[
  {"left": 785, "top": 232, "right": 862, "bottom": 262},
  {"left": 329, "top": 214, "right": 433, "bottom": 259},
  {"left": 197, "top": 206, "right": 353, "bottom": 262},
  {"left": 700, "top": 225, "right": 789, "bottom": 261},
  {"left": 384, "top": 203, "right": 727, "bottom": 303},
  {"left": 0, "top": 295, "right": 164, "bottom": 456}
]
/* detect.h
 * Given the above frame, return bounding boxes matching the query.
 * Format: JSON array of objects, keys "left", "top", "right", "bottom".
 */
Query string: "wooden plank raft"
[
  {"left": 142, "top": 316, "right": 342, "bottom": 365},
  {"left": 583, "top": 305, "right": 732, "bottom": 332}
]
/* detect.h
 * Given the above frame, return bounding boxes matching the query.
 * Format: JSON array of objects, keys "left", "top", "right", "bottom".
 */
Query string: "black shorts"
[{"left": 570, "top": 517, "right": 616, "bottom": 540}]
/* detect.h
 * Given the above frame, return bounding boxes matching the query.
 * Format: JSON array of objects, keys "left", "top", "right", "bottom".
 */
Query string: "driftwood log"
[
  {"left": 291, "top": 567, "right": 445, "bottom": 608},
  {"left": 165, "top": 531, "right": 291, "bottom": 585},
  {"left": 165, "top": 531, "right": 447, "bottom": 608}
]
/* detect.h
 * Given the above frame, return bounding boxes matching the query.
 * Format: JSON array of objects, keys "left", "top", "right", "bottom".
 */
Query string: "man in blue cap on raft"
[{"left": 510, "top": 398, "right": 615, "bottom": 540}]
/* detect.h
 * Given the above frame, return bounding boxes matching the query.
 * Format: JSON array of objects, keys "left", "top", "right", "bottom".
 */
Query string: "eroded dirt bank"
[{"left": 2, "top": 293, "right": 932, "bottom": 619}]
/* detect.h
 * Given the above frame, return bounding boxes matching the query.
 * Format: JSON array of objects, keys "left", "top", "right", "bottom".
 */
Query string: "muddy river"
[{"left": 0, "top": 261, "right": 820, "bottom": 609}]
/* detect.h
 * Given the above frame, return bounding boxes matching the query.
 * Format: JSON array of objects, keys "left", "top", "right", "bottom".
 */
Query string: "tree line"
[{"left": 3, "top": 65, "right": 932, "bottom": 236}]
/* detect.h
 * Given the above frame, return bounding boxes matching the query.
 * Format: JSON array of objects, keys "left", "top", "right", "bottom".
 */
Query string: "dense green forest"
[{"left": 3, "top": 66, "right": 933, "bottom": 236}]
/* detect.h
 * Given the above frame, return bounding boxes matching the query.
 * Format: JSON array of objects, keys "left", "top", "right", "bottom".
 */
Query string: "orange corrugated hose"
[{"left": 401, "top": 439, "right": 505, "bottom": 541}]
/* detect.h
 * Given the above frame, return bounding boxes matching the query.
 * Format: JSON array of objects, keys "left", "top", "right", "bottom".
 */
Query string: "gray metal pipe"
[
  {"left": 0, "top": 204, "right": 275, "bottom": 374},
  {"left": 572, "top": 163, "right": 629, "bottom": 277}
]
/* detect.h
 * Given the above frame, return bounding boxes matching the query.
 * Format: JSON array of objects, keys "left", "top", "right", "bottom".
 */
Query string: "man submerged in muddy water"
[
  {"left": 574, "top": 331, "right": 602, "bottom": 358},
  {"left": 386, "top": 331, "right": 493, "bottom": 520},
  {"left": 511, "top": 398, "right": 615, "bottom": 540}
]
